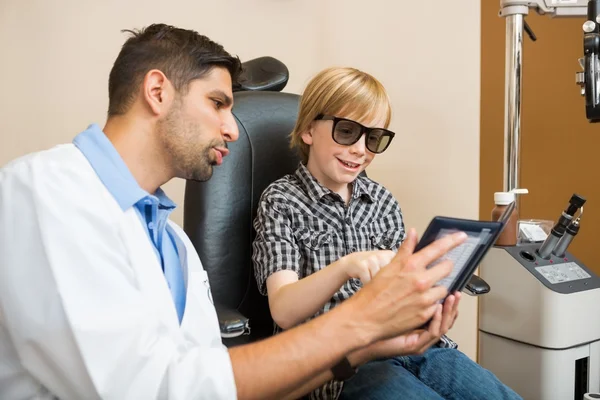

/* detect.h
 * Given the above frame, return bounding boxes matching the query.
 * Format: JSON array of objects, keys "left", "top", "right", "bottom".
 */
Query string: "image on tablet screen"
[{"left": 427, "top": 229, "right": 491, "bottom": 289}]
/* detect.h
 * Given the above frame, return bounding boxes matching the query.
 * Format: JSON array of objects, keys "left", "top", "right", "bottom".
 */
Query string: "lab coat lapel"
[
  {"left": 167, "top": 222, "right": 223, "bottom": 346},
  {"left": 119, "top": 209, "right": 182, "bottom": 333}
]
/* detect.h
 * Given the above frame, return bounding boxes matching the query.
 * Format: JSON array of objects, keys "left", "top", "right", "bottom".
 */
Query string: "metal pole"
[{"left": 503, "top": 12, "right": 524, "bottom": 192}]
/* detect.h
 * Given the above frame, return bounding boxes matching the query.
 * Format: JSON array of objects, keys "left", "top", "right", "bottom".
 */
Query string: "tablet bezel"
[{"left": 414, "top": 217, "right": 504, "bottom": 294}]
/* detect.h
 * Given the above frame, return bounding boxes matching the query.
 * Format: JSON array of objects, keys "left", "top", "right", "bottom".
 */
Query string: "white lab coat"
[{"left": 0, "top": 144, "right": 237, "bottom": 399}]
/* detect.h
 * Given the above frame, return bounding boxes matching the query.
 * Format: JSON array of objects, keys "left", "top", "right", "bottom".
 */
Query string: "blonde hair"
[{"left": 290, "top": 67, "right": 392, "bottom": 163}]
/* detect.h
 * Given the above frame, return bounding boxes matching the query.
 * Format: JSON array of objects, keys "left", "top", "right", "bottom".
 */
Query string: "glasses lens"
[
  {"left": 366, "top": 130, "right": 392, "bottom": 153},
  {"left": 333, "top": 120, "right": 362, "bottom": 145}
]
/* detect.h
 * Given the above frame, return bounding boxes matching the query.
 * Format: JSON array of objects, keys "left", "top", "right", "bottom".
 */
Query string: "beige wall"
[{"left": 0, "top": 0, "right": 480, "bottom": 359}]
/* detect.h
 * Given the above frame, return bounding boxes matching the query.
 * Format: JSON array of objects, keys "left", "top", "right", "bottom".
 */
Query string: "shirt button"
[
  {"left": 148, "top": 222, "right": 155, "bottom": 229},
  {"left": 345, "top": 217, "right": 351, "bottom": 224},
  {"left": 145, "top": 199, "right": 152, "bottom": 205},
  {"left": 350, "top": 247, "right": 357, "bottom": 253}
]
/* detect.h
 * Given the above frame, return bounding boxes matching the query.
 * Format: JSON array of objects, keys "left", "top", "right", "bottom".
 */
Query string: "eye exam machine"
[{"left": 478, "top": 1, "right": 600, "bottom": 399}]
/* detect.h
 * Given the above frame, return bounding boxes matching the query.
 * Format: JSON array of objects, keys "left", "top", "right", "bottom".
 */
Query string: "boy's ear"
[{"left": 301, "top": 124, "right": 314, "bottom": 146}]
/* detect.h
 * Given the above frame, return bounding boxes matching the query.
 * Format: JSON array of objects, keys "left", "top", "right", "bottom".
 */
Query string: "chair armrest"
[
  {"left": 215, "top": 304, "right": 251, "bottom": 338},
  {"left": 463, "top": 275, "right": 491, "bottom": 296}
]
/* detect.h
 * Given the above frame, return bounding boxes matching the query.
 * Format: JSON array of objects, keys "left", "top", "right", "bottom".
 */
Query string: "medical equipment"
[
  {"left": 478, "top": 2, "right": 600, "bottom": 399},
  {"left": 538, "top": 193, "right": 586, "bottom": 260}
]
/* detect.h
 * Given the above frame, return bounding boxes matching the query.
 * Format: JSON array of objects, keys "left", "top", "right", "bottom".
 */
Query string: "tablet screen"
[{"left": 428, "top": 228, "right": 492, "bottom": 289}]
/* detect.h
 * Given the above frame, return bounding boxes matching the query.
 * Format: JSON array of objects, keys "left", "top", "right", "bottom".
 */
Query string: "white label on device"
[
  {"left": 428, "top": 229, "right": 489, "bottom": 289},
  {"left": 536, "top": 262, "right": 591, "bottom": 284},
  {"left": 552, "top": 0, "right": 578, "bottom": 4}
]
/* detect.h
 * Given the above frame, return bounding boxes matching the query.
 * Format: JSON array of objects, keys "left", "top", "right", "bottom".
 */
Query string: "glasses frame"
[{"left": 314, "top": 114, "right": 395, "bottom": 154}]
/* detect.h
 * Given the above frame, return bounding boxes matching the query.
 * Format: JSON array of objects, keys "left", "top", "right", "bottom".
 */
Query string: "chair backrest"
[{"left": 183, "top": 90, "right": 301, "bottom": 342}]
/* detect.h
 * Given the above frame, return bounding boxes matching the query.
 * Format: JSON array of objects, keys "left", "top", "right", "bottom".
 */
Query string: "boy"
[{"left": 252, "top": 67, "right": 521, "bottom": 400}]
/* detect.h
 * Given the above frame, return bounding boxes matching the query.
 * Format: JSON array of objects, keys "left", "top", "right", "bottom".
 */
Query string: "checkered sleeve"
[
  {"left": 373, "top": 185, "right": 407, "bottom": 251},
  {"left": 389, "top": 200, "right": 406, "bottom": 250},
  {"left": 437, "top": 334, "right": 459, "bottom": 349},
  {"left": 252, "top": 186, "right": 301, "bottom": 296}
]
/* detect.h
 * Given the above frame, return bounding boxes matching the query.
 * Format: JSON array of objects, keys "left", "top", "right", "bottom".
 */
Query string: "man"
[{"left": 0, "top": 24, "right": 466, "bottom": 399}]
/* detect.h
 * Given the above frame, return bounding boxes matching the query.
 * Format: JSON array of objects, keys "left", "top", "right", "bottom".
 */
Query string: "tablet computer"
[{"left": 414, "top": 201, "right": 515, "bottom": 295}]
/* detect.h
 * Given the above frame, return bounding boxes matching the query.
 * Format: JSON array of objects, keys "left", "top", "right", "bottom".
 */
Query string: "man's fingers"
[
  {"left": 449, "top": 309, "right": 459, "bottom": 330},
  {"left": 414, "top": 330, "right": 437, "bottom": 354},
  {"left": 410, "top": 231, "right": 467, "bottom": 270},
  {"left": 418, "top": 259, "right": 454, "bottom": 292},
  {"left": 443, "top": 294, "right": 455, "bottom": 315},
  {"left": 449, "top": 292, "right": 461, "bottom": 329},
  {"left": 419, "top": 302, "right": 441, "bottom": 326},
  {"left": 441, "top": 295, "right": 455, "bottom": 333},
  {"left": 453, "top": 291, "right": 462, "bottom": 309},
  {"left": 421, "top": 334, "right": 443, "bottom": 354},
  {"left": 428, "top": 305, "right": 443, "bottom": 337},
  {"left": 406, "top": 332, "right": 420, "bottom": 347},
  {"left": 421, "top": 285, "right": 450, "bottom": 306},
  {"left": 394, "top": 228, "right": 418, "bottom": 259}
]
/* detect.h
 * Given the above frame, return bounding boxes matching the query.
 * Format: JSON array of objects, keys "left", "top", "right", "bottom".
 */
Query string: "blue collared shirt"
[{"left": 73, "top": 124, "right": 186, "bottom": 323}]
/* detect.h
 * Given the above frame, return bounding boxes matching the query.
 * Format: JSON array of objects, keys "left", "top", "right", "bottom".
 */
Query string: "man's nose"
[{"left": 222, "top": 112, "right": 239, "bottom": 142}]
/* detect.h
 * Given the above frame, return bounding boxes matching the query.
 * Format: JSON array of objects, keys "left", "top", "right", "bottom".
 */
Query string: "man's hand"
[
  {"left": 382, "top": 291, "right": 462, "bottom": 357},
  {"left": 338, "top": 250, "right": 395, "bottom": 283},
  {"left": 440, "top": 291, "right": 461, "bottom": 333},
  {"left": 350, "top": 291, "right": 462, "bottom": 366},
  {"left": 228, "top": 228, "right": 465, "bottom": 400},
  {"left": 342, "top": 227, "right": 467, "bottom": 345}
]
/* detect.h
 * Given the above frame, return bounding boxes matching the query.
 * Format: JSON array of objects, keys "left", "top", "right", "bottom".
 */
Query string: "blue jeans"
[{"left": 339, "top": 347, "right": 522, "bottom": 400}]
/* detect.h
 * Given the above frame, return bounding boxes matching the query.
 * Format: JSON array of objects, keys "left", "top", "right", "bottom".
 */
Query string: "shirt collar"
[
  {"left": 295, "top": 162, "right": 374, "bottom": 204},
  {"left": 73, "top": 124, "right": 176, "bottom": 211},
  {"left": 352, "top": 176, "right": 374, "bottom": 203},
  {"left": 295, "top": 162, "right": 330, "bottom": 202}
]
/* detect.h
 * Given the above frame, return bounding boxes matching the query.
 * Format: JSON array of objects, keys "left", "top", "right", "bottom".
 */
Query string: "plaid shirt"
[{"left": 252, "top": 163, "right": 457, "bottom": 400}]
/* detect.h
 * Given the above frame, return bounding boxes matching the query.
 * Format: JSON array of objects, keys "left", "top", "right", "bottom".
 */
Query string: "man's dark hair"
[{"left": 107, "top": 23, "right": 242, "bottom": 116}]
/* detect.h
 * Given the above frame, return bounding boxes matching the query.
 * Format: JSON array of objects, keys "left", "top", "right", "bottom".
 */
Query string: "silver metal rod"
[
  {"left": 504, "top": 14, "right": 524, "bottom": 192},
  {"left": 552, "top": 232, "right": 575, "bottom": 258}
]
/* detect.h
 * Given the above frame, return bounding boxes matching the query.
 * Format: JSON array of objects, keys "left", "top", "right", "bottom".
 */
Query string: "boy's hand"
[{"left": 338, "top": 250, "right": 396, "bottom": 284}]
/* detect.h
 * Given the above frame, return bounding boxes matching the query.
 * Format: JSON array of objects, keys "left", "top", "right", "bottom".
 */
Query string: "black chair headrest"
[{"left": 235, "top": 56, "right": 289, "bottom": 92}]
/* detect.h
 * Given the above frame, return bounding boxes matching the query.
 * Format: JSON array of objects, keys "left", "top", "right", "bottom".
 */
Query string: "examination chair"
[{"left": 182, "top": 57, "right": 491, "bottom": 346}]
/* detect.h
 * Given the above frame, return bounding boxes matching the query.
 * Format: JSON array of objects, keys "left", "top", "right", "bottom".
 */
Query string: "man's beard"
[
  {"left": 187, "top": 146, "right": 214, "bottom": 182},
  {"left": 174, "top": 137, "right": 225, "bottom": 183}
]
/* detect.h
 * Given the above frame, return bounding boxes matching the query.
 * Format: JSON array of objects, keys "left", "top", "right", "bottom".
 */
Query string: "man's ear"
[{"left": 142, "top": 69, "right": 174, "bottom": 116}]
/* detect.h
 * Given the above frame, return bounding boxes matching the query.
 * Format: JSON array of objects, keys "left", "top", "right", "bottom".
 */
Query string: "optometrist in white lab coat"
[
  {"left": 0, "top": 23, "right": 466, "bottom": 400},
  {"left": 0, "top": 122, "right": 239, "bottom": 399}
]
